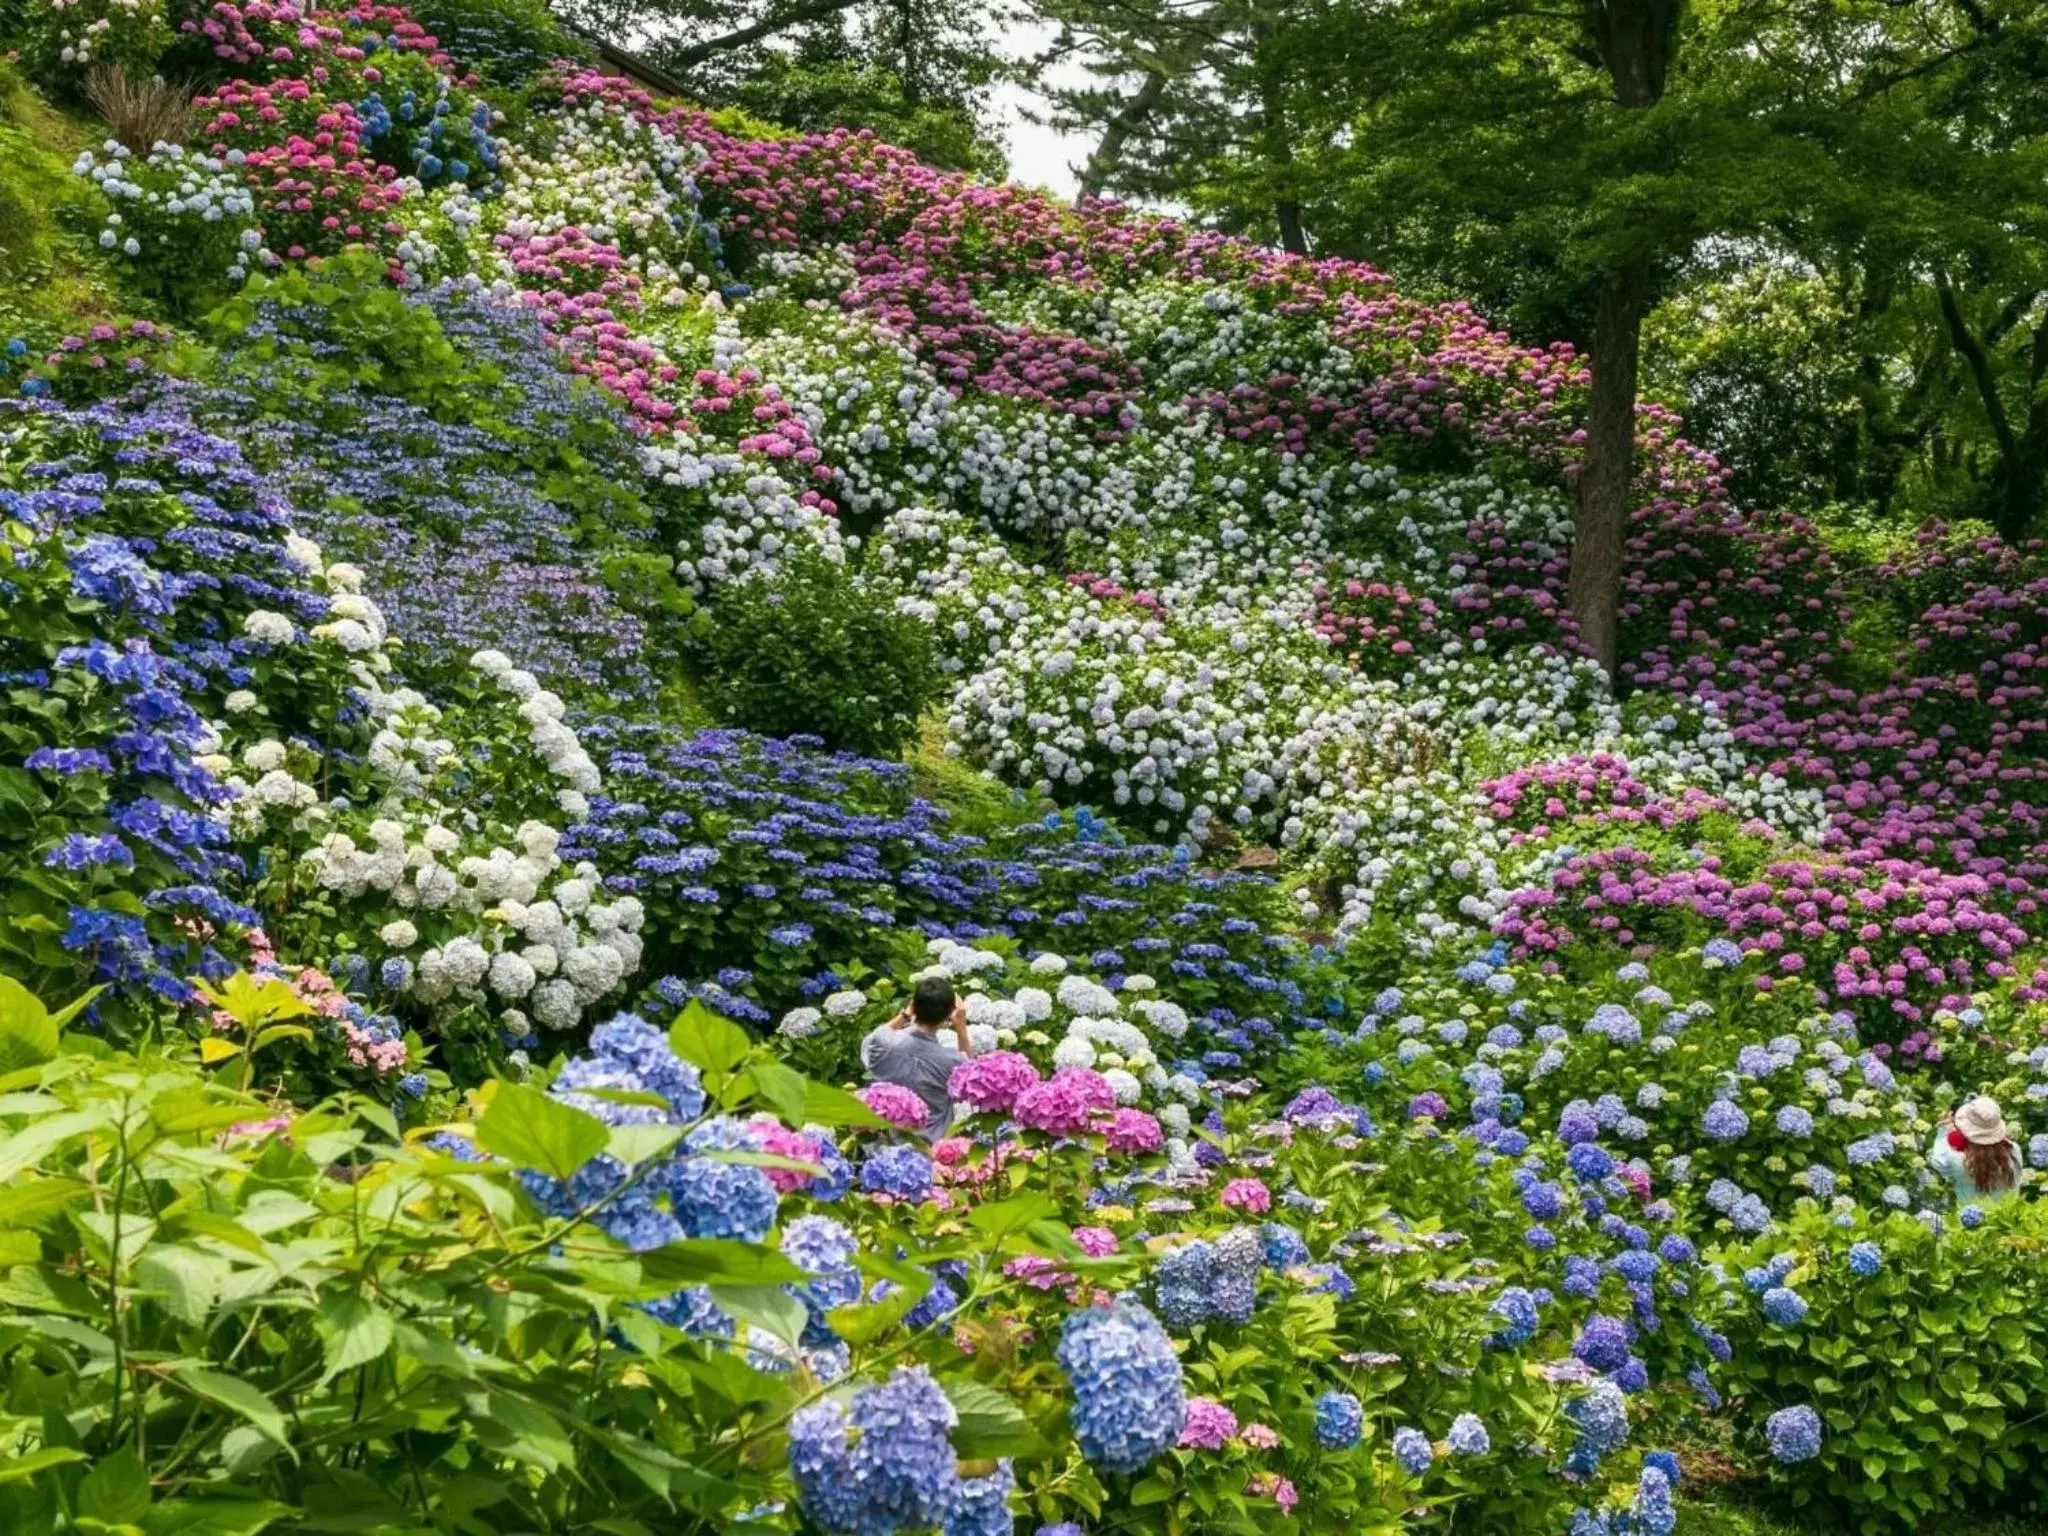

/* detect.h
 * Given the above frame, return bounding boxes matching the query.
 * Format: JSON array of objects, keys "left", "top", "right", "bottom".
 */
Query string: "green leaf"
[
  {"left": 631, "top": 1239, "right": 808, "bottom": 1290},
  {"left": 175, "top": 1366, "right": 294, "bottom": 1455},
  {"left": 801, "top": 1079, "right": 887, "bottom": 1130},
  {"left": 136, "top": 1246, "right": 225, "bottom": 1326},
  {"left": 315, "top": 1293, "right": 394, "bottom": 1383},
  {"left": 707, "top": 1284, "right": 808, "bottom": 1350},
  {"left": 606, "top": 1122, "right": 684, "bottom": 1168},
  {"left": 945, "top": 1380, "right": 1047, "bottom": 1460},
  {"left": 669, "top": 1001, "right": 750, "bottom": 1077},
  {"left": 968, "top": 1194, "right": 1059, "bottom": 1240},
  {"left": 139, "top": 1496, "right": 294, "bottom": 1536},
  {"left": 78, "top": 1446, "right": 150, "bottom": 1524},
  {"left": 0, "top": 975, "right": 58, "bottom": 1073},
  {"left": 475, "top": 1082, "right": 607, "bottom": 1182},
  {"left": 744, "top": 1060, "right": 810, "bottom": 1124},
  {"left": 0, "top": 1176, "right": 88, "bottom": 1227},
  {"left": 0, "top": 1445, "right": 88, "bottom": 1483}
]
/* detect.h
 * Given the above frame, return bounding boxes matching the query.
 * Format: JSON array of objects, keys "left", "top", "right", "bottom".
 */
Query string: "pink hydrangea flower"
[
  {"left": 746, "top": 1116, "right": 825, "bottom": 1192},
  {"left": 1071, "top": 1225, "right": 1118, "bottom": 1257},
  {"left": 857, "top": 1082, "right": 930, "bottom": 1130},
  {"left": 1101, "top": 1107, "right": 1163, "bottom": 1153},
  {"left": 1247, "top": 1472, "right": 1298, "bottom": 1512},
  {"left": 1014, "top": 1067, "right": 1116, "bottom": 1136},
  {"left": 948, "top": 1050, "right": 1042, "bottom": 1113},
  {"left": 1178, "top": 1396, "right": 1238, "bottom": 1450},
  {"left": 1221, "top": 1177, "right": 1272, "bottom": 1214},
  {"left": 1239, "top": 1422, "right": 1280, "bottom": 1450}
]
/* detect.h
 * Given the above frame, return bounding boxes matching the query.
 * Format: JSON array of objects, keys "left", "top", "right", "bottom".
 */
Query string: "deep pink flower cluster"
[
  {"left": 1309, "top": 576, "right": 1440, "bottom": 671},
  {"left": 1482, "top": 755, "right": 1730, "bottom": 845},
  {"left": 1499, "top": 844, "right": 2030, "bottom": 1021},
  {"left": 947, "top": 1049, "right": 1042, "bottom": 1112},
  {"left": 856, "top": 1081, "right": 929, "bottom": 1130},
  {"left": 1012, "top": 1066, "right": 1116, "bottom": 1136}
]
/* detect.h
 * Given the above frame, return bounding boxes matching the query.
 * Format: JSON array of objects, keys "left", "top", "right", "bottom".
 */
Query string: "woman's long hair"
[{"left": 1962, "top": 1138, "right": 2019, "bottom": 1193}]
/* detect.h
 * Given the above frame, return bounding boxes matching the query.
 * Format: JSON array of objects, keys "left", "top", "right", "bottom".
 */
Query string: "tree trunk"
[
  {"left": 1569, "top": 0, "right": 1682, "bottom": 681},
  {"left": 1572, "top": 257, "right": 1649, "bottom": 677},
  {"left": 1076, "top": 70, "right": 1168, "bottom": 205},
  {"left": 1276, "top": 200, "right": 1308, "bottom": 257},
  {"left": 1252, "top": 13, "right": 1308, "bottom": 256},
  {"left": 664, "top": 0, "right": 865, "bottom": 70}
]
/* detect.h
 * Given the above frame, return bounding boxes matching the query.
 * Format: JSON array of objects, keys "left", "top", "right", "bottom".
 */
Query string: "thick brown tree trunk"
[
  {"left": 1572, "top": 258, "right": 1648, "bottom": 676},
  {"left": 1571, "top": 0, "right": 1682, "bottom": 680}
]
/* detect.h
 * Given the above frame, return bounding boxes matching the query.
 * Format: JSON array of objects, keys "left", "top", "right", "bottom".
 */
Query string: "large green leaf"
[
  {"left": 945, "top": 1379, "right": 1048, "bottom": 1460},
  {"left": 175, "top": 1366, "right": 294, "bottom": 1454},
  {"left": 136, "top": 1245, "right": 226, "bottom": 1326},
  {"left": 801, "top": 1079, "right": 887, "bottom": 1130},
  {"left": 967, "top": 1194, "right": 1059, "bottom": 1240},
  {"left": 668, "top": 1001, "right": 750, "bottom": 1077},
  {"left": 0, "top": 975, "right": 59, "bottom": 1074},
  {"left": 475, "top": 1083, "right": 607, "bottom": 1182},
  {"left": 629, "top": 1239, "right": 809, "bottom": 1290},
  {"left": 77, "top": 1446, "right": 150, "bottom": 1524},
  {"left": 707, "top": 1284, "right": 808, "bottom": 1350},
  {"left": 315, "top": 1292, "right": 395, "bottom": 1382},
  {"left": 0, "top": 1445, "right": 87, "bottom": 1483},
  {"left": 0, "top": 1110, "right": 105, "bottom": 1182},
  {"left": 744, "top": 1060, "right": 809, "bottom": 1125}
]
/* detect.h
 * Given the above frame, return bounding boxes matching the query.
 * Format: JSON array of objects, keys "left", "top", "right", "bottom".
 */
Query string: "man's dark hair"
[{"left": 911, "top": 975, "right": 957, "bottom": 1025}]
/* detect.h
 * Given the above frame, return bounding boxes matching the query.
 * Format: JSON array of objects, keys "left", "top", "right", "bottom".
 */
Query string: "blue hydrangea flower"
[
  {"left": 1447, "top": 1412, "right": 1489, "bottom": 1456},
  {"left": 787, "top": 1365, "right": 959, "bottom": 1534},
  {"left": 1761, "top": 1287, "right": 1808, "bottom": 1327},
  {"left": 1573, "top": 1315, "right": 1633, "bottom": 1373},
  {"left": 1056, "top": 1300, "right": 1185, "bottom": 1474},
  {"left": 1701, "top": 1100, "right": 1749, "bottom": 1142},
  {"left": 1632, "top": 1465, "right": 1677, "bottom": 1536},
  {"left": 1847, "top": 1241, "right": 1882, "bottom": 1277},
  {"left": 1391, "top": 1426, "right": 1434, "bottom": 1474},
  {"left": 1567, "top": 1380, "right": 1630, "bottom": 1463},
  {"left": 945, "top": 1459, "right": 1015, "bottom": 1536},
  {"left": 1764, "top": 1404, "right": 1822, "bottom": 1464},
  {"left": 1314, "top": 1389, "right": 1364, "bottom": 1449},
  {"left": 859, "top": 1143, "right": 935, "bottom": 1202},
  {"left": 1488, "top": 1285, "right": 1540, "bottom": 1347}
]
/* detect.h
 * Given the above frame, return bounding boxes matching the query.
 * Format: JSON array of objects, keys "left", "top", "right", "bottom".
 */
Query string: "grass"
[
  {"left": 0, "top": 59, "right": 141, "bottom": 343},
  {"left": 1693, "top": 1482, "right": 2048, "bottom": 1535}
]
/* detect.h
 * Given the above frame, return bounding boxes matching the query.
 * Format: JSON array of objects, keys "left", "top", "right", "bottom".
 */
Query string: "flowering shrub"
[
  {"left": 695, "top": 544, "right": 941, "bottom": 756},
  {"left": 12, "top": 4, "right": 2048, "bottom": 1530}
]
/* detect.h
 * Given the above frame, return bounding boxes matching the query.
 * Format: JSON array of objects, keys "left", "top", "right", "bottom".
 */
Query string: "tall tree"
[{"left": 558, "top": 0, "right": 1016, "bottom": 173}]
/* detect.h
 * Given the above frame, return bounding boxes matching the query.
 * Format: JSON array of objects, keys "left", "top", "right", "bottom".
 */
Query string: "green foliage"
[
  {"left": 697, "top": 549, "right": 941, "bottom": 757},
  {"left": 0, "top": 61, "right": 132, "bottom": 344},
  {"left": 0, "top": 1008, "right": 856, "bottom": 1531},
  {"left": 401, "top": 0, "right": 587, "bottom": 86},
  {"left": 1719, "top": 1203, "right": 2048, "bottom": 1532},
  {"left": 196, "top": 251, "right": 489, "bottom": 418}
]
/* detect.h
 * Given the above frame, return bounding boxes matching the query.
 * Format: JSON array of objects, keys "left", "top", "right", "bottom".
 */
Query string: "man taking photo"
[{"left": 860, "top": 974, "right": 980, "bottom": 1140}]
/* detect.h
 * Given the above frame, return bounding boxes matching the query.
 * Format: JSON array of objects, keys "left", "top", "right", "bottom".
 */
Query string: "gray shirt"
[{"left": 861, "top": 1024, "right": 965, "bottom": 1139}]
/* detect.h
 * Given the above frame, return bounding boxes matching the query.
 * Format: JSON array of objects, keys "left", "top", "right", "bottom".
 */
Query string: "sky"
[{"left": 990, "top": 16, "right": 1089, "bottom": 201}]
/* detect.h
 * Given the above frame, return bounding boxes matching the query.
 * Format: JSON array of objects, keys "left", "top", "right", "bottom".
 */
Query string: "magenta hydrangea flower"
[
  {"left": 857, "top": 1082, "right": 930, "bottom": 1131},
  {"left": 745, "top": 1116, "right": 825, "bottom": 1193},
  {"left": 1221, "top": 1178, "right": 1272, "bottom": 1214},
  {"left": 1015, "top": 1067, "right": 1117, "bottom": 1136},
  {"left": 1103, "top": 1108, "right": 1163, "bottom": 1154},
  {"left": 1177, "top": 1396, "right": 1238, "bottom": 1450},
  {"left": 1072, "top": 1226, "right": 1119, "bottom": 1257},
  {"left": 949, "top": 1050, "right": 1043, "bottom": 1113}
]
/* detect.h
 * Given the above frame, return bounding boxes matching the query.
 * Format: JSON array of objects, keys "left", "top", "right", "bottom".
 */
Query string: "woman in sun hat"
[{"left": 1927, "top": 1095, "right": 2023, "bottom": 1204}]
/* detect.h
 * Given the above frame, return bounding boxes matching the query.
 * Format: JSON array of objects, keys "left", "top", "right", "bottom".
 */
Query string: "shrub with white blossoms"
[
  {"left": 213, "top": 546, "right": 635, "bottom": 1035},
  {"left": 72, "top": 141, "right": 269, "bottom": 288}
]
